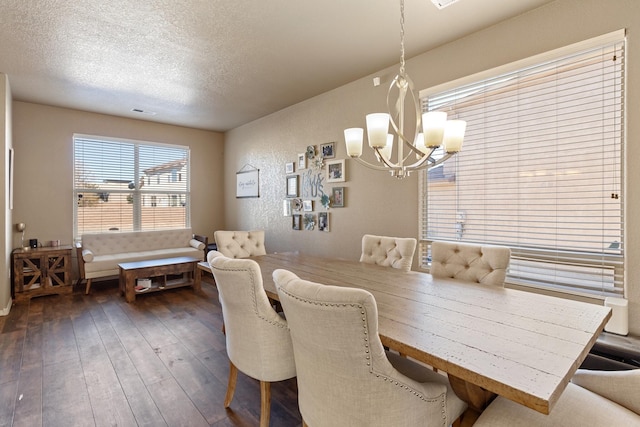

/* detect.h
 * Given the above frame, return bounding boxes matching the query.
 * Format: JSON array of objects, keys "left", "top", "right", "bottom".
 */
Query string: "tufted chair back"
[
  {"left": 430, "top": 241, "right": 511, "bottom": 286},
  {"left": 360, "top": 234, "right": 417, "bottom": 272},
  {"left": 208, "top": 251, "right": 295, "bottom": 426},
  {"left": 214, "top": 230, "right": 267, "bottom": 258},
  {"left": 273, "top": 269, "right": 467, "bottom": 427}
]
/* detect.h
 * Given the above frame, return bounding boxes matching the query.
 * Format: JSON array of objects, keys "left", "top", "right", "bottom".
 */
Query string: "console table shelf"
[{"left": 12, "top": 246, "right": 73, "bottom": 301}]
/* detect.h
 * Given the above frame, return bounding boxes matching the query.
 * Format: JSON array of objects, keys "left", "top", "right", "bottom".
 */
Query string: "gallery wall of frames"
[{"left": 283, "top": 142, "right": 345, "bottom": 232}]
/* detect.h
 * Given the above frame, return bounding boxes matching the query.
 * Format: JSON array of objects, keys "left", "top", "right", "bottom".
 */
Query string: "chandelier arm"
[
  {"left": 373, "top": 147, "right": 401, "bottom": 169},
  {"left": 426, "top": 151, "right": 456, "bottom": 168},
  {"left": 387, "top": 72, "right": 422, "bottom": 149},
  {"left": 350, "top": 156, "right": 403, "bottom": 172}
]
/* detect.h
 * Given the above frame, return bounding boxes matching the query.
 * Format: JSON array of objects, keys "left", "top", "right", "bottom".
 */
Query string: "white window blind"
[
  {"left": 420, "top": 31, "right": 625, "bottom": 298},
  {"left": 73, "top": 135, "right": 190, "bottom": 237}
]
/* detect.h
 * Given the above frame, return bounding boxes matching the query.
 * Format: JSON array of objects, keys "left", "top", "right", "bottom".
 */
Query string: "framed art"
[
  {"left": 326, "top": 159, "right": 346, "bottom": 183},
  {"left": 297, "top": 153, "right": 307, "bottom": 170},
  {"left": 286, "top": 175, "right": 298, "bottom": 197},
  {"left": 304, "top": 214, "right": 316, "bottom": 230},
  {"left": 236, "top": 168, "right": 260, "bottom": 198},
  {"left": 320, "top": 142, "right": 335, "bottom": 159},
  {"left": 283, "top": 199, "right": 292, "bottom": 216},
  {"left": 292, "top": 214, "right": 302, "bottom": 230},
  {"left": 303, "top": 200, "right": 313, "bottom": 212},
  {"left": 285, "top": 162, "right": 295, "bottom": 174},
  {"left": 318, "top": 212, "right": 329, "bottom": 232},
  {"left": 331, "top": 187, "right": 345, "bottom": 207}
]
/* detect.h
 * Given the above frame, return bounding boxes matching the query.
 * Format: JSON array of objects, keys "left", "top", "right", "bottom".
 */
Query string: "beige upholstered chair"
[
  {"left": 273, "top": 268, "right": 467, "bottom": 427},
  {"left": 475, "top": 369, "right": 640, "bottom": 426},
  {"left": 214, "top": 230, "right": 267, "bottom": 259},
  {"left": 208, "top": 251, "right": 295, "bottom": 427},
  {"left": 430, "top": 241, "right": 511, "bottom": 286},
  {"left": 360, "top": 234, "right": 417, "bottom": 272}
]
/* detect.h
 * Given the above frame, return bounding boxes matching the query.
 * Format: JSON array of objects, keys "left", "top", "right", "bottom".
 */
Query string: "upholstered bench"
[{"left": 77, "top": 228, "right": 205, "bottom": 294}]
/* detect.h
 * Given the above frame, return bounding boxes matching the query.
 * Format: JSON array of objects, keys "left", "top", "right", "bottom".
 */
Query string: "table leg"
[
  {"left": 119, "top": 268, "right": 125, "bottom": 296},
  {"left": 193, "top": 263, "right": 202, "bottom": 293},
  {"left": 124, "top": 271, "right": 136, "bottom": 303},
  {"left": 448, "top": 374, "right": 496, "bottom": 413}
]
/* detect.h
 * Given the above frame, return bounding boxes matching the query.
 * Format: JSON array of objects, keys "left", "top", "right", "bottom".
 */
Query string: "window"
[
  {"left": 74, "top": 135, "right": 190, "bottom": 237},
  {"left": 420, "top": 30, "right": 625, "bottom": 298}
]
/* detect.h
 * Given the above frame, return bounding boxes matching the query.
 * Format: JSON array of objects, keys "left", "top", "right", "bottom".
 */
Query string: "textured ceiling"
[{"left": 0, "top": 0, "right": 552, "bottom": 132}]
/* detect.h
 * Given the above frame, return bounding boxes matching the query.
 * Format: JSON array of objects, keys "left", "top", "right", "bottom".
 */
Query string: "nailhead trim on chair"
[
  {"left": 278, "top": 288, "right": 446, "bottom": 405},
  {"left": 212, "top": 264, "right": 289, "bottom": 329}
]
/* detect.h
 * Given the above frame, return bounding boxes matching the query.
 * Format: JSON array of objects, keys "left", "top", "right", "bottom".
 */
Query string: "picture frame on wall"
[
  {"left": 236, "top": 168, "right": 260, "bottom": 198},
  {"left": 331, "top": 187, "right": 345, "bottom": 207},
  {"left": 303, "top": 200, "right": 313, "bottom": 212},
  {"left": 285, "top": 162, "right": 295, "bottom": 174},
  {"left": 318, "top": 212, "right": 329, "bottom": 232},
  {"left": 286, "top": 175, "right": 298, "bottom": 197},
  {"left": 320, "top": 142, "right": 335, "bottom": 159},
  {"left": 297, "top": 153, "right": 306, "bottom": 170},
  {"left": 292, "top": 214, "right": 302, "bottom": 230},
  {"left": 283, "top": 199, "right": 292, "bottom": 216},
  {"left": 326, "top": 159, "right": 346, "bottom": 183}
]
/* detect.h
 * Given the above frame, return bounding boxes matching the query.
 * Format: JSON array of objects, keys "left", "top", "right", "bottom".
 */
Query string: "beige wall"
[
  {"left": 224, "top": 0, "right": 640, "bottom": 333},
  {"left": 9, "top": 102, "right": 225, "bottom": 283},
  {"left": 1, "top": 74, "right": 12, "bottom": 314}
]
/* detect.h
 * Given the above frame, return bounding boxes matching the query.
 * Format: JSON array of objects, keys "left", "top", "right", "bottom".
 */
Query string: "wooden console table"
[{"left": 12, "top": 246, "right": 73, "bottom": 301}]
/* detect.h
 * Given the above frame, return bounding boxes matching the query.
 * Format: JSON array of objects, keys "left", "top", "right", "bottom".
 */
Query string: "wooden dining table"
[{"left": 242, "top": 252, "right": 612, "bottom": 416}]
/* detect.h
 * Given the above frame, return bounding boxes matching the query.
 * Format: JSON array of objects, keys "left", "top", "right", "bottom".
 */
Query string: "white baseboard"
[{"left": 0, "top": 297, "right": 12, "bottom": 316}]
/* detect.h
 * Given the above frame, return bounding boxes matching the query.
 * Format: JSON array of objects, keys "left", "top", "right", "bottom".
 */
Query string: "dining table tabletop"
[{"left": 242, "top": 251, "right": 612, "bottom": 416}]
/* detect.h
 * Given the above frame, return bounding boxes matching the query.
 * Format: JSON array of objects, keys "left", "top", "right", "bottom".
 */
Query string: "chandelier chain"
[{"left": 399, "top": 0, "right": 406, "bottom": 75}]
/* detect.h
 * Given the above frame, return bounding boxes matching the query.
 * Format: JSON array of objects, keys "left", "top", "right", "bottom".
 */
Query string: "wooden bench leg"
[{"left": 85, "top": 278, "right": 92, "bottom": 295}]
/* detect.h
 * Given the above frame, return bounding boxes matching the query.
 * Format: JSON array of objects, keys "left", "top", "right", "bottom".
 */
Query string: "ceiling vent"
[
  {"left": 131, "top": 108, "right": 156, "bottom": 116},
  {"left": 431, "top": 0, "right": 460, "bottom": 9}
]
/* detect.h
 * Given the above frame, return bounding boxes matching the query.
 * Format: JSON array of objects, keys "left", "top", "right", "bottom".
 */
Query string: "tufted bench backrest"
[
  {"left": 430, "top": 241, "right": 511, "bottom": 286},
  {"left": 214, "top": 230, "right": 267, "bottom": 259},
  {"left": 81, "top": 228, "right": 194, "bottom": 256},
  {"left": 359, "top": 234, "right": 417, "bottom": 273}
]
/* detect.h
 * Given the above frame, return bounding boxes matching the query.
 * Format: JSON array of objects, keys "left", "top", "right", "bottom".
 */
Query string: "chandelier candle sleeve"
[
  {"left": 344, "top": 128, "right": 364, "bottom": 157},
  {"left": 423, "top": 111, "right": 447, "bottom": 147},
  {"left": 366, "top": 113, "right": 390, "bottom": 148},
  {"left": 379, "top": 135, "right": 394, "bottom": 160},
  {"left": 415, "top": 133, "right": 428, "bottom": 155},
  {"left": 443, "top": 120, "right": 466, "bottom": 152}
]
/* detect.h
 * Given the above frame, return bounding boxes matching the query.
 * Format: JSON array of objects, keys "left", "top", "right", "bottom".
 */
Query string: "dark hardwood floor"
[{"left": 0, "top": 276, "right": 302, "bottom": 427}]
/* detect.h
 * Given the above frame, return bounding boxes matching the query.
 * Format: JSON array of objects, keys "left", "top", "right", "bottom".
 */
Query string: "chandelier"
[{"left": 344, "top": 0, "right": 466, "bottom": 179}]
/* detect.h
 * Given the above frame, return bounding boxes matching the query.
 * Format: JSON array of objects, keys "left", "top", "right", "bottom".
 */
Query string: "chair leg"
[
  {"left": 85, "top": 278, "right": 92, "bottom": 295},
  {"left": 224, "top": 361, "right": 238, "bottom": 407},
  {"left": 259, "top": 380, "right": 271, "bottom": 427}
]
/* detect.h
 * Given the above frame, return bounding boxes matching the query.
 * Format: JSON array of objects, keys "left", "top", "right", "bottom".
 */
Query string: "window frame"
[
  {"left": 418, "top": 30, "right": 626, "bottom": 299},
  {"left": 73, "top": 134, "right": 191, "bottom": 238}
]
